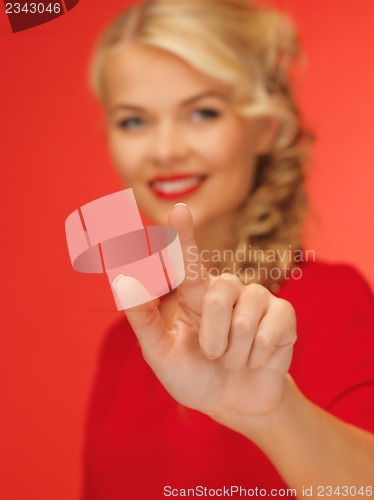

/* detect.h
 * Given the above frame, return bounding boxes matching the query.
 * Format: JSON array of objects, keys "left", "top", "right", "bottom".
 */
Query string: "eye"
[
  {"left": 190, "top": 108, "right": 220, "bottom": 122},
  {"left": 117, "top": 117, "right": 145, "bottom": 130}
]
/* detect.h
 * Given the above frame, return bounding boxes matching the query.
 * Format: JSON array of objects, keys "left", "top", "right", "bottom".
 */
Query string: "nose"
[{"left": 149, "top": 119, "right": 189, "bottom": 168}]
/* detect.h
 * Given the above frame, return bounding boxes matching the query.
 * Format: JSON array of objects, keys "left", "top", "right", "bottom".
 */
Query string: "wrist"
[{"left": 210, "top": 374, "right": 302, "bottom": 447}]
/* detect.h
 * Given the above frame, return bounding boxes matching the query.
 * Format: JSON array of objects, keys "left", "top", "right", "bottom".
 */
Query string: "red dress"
[{"left": 82, "top": 261, "right": 374, "bottom": 499}]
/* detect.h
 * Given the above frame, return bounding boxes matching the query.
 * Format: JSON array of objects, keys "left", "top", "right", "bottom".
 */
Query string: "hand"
[{"left": 113, "top": 204, "right": 297, "bottom": 425}]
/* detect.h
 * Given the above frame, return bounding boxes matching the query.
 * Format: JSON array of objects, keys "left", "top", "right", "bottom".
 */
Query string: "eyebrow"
[{"left": 109, "top": 90, "right": 227, "bottom": 113}]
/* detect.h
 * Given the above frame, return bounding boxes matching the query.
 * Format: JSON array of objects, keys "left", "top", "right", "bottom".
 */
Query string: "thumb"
[{"left": 113, "top": 275, "right": 170, "bottom": 362}]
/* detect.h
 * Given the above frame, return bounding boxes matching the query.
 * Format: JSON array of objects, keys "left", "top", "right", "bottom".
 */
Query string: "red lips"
[{"left": 149, "top": 173, "right": 207, "bottom": 200}]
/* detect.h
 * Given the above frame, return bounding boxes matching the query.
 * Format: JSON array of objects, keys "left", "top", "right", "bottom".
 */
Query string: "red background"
[{"left": 1, "top": 1, "right": 373, "bottom": 499}]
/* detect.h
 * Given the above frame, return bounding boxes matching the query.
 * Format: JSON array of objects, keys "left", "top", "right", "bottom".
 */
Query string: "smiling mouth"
[{"left": 149, "top": 174, "right": 207, "bottom": 199}]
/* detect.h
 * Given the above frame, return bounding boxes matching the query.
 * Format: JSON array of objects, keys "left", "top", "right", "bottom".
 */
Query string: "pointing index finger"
[{"left": 168, "top": 203, "right": 208, "bottom": 311}]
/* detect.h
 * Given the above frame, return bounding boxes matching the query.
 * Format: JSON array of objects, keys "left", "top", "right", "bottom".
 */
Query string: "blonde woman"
[{"left": 83, "top": 1, "right": 374, "bottom": 498}]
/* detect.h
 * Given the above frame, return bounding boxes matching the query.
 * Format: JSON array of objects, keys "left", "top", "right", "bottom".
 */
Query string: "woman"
[{"left": 83, "top": 0, "right": 374, "bottom": 498}]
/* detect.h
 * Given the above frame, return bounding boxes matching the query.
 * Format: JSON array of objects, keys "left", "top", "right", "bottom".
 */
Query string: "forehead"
[{"left": 102, "top": 43, "right": 229, "bottom": 108}]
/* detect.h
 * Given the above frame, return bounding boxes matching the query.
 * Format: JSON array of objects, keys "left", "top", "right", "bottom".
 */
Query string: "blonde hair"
[{"left": 90, "top": 0, "right": 314, "bottom": 291}]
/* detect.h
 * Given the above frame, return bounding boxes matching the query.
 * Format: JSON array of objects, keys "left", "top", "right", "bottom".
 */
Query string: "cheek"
[
  {"left": 192, "top": 121, "right": 258, "bottom": 211},
  {"left": 193, "top": 120, "right": 257, "bottom": 174},
  {"left": 107, "top": 130, "right": 144, "bottom": 181}
]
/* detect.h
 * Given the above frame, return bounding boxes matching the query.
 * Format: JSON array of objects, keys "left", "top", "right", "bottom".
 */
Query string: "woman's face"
[{"left": 102, "top": 43, "right": 276, "bottom": 228}]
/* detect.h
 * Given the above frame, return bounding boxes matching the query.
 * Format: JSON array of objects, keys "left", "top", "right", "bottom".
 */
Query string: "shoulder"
[
  {"left": 283, "top": 260, "right": 374, "bottom": 421},
  {"left": 282, "top": 258, "right": 372, "bottom": 291},
  {"left": 278, "top": 259, "right": 373, "bottom": 315},
  {"left": 279, "top": 259, "right": 374, "bottom": 348}
]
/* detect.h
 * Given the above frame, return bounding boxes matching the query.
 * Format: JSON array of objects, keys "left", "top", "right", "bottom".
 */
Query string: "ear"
[{"left": 255, "top": 116, "right": 280, "bottom": 155}]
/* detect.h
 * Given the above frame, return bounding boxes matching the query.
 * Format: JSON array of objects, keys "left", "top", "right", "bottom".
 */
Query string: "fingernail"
[
  {"left": 174, "top": 203, "right": 187, "bottom": 207},
  {"left": 112, "top": 274, "right": 125, "bottom": 290},
  {"left": 112, "top": 274, "right": 156, "bottom": 309}
]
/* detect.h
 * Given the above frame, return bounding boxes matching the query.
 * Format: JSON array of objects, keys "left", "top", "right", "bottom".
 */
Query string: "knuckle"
[
  {"left": 220, "top": 272, "right": 237, "bottom": 281},
  {"left": 275, "top": 298, "right": 296, "bottom": 329},
  {"left": 255, "top": 333, "right": 272, "bottom": 351},
  {"left": 203, "top": 289, "right": 226, "bottom": 310},
  {"left": 200, "top": 339, "right": 226, "bottom": 360},
  {"left": 292, "top": 331, "right": 298, "bottom": 345},
  {"left": 215, "top": 272, "right": 243, "bottom": 288},
  {"left": 231, "top": 313, "right": 254, "bottom": 337},
  {"left": 247, "top": 282, "right": 269, "bottom": 299},
  {"left": 277, "top": 297, "right": 295, "bottom": 314},
  {"left": 247, "top": 353, "right": 266, "bottom": 370}
]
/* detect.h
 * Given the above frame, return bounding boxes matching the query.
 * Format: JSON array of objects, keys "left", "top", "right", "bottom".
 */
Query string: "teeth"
[{"left": 152, "top": 177, "right": 203, "bottom": 193}]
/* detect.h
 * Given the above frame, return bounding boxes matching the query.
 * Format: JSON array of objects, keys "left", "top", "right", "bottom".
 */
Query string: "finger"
[
  {"left": 247, "top": 298, "right": 297, "bottom": 370},
  {"left": 199, "top": 274, "right": 242, "bottom": 359},
  {"left": 222, "top": 284, "right": 268, "bottom": 370},
  {"left": 113, "top": 275, "right": 170, "bottom": 364},
  {"left": 168, "top": 204, "right": 208, "bottom": 313}
]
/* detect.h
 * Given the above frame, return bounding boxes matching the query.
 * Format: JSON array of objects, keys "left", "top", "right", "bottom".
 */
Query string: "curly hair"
[{"left": 90, "top": 0, "right": 314, "bottom": 291}]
